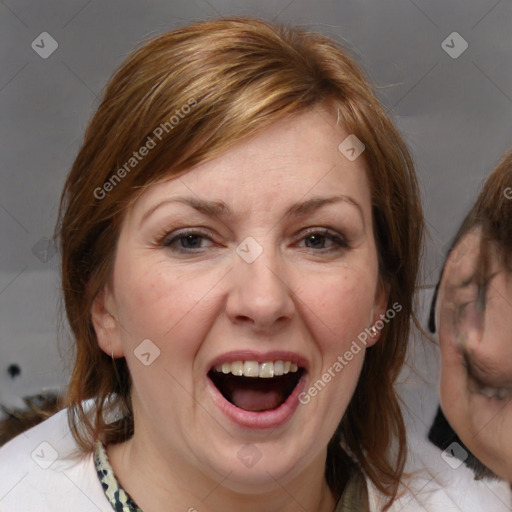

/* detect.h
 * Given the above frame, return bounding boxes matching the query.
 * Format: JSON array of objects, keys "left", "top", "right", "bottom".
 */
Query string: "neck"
[{"left": 107, "top": 433, "right": 338, "bottom": 512}]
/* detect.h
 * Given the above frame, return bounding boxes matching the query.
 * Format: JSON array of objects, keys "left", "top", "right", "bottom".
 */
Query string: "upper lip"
[{"left": 207, "top": 350, "right": 309, "bottom": 374}]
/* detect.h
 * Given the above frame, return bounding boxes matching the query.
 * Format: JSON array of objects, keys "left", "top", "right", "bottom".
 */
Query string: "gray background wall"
[{"left": 1, "top": 0, "right": 511, "bottom": 437}]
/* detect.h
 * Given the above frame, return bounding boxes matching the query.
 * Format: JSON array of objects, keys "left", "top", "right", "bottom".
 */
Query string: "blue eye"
[
  {"left": 299, "top": 229, "right": 348, "bottom": 252},
  {"left": 177, "top": 234, "right": 205, "bottom": 249},
  {"left": 160, "top": 228, "right": 348, "bottom": 255},
  {"left": 162, "top": 230, "right": 213, "bottom": 251}
]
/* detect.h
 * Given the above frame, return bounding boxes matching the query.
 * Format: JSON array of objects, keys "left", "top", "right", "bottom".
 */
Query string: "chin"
[{"left": 197, "top": 439, "right": 313, "bottom": 493}]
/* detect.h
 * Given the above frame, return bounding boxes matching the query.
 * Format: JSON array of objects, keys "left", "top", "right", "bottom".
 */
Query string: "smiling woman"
[{"left": 0, "top": 17, "right": 424, "bottom": 512}]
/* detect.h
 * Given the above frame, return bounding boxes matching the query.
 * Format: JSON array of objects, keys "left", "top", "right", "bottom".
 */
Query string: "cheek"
[
  {"left": 115, "top": 257, "right": 210, "bottom": 332},
  {"left": 112, "top": 264, "right": 216, "bottom": 412},
  {"left": 439, "top": 371, "right": 455, "bottom": 416},
  {"left": 439, "top": 344, "right": 472, "bottom": 434},
  {"left": 112, "top": 260, "right": 213, "bottom": 358},
  {"left": 301, "top": 271, "right": 376, "bottom": 349}
]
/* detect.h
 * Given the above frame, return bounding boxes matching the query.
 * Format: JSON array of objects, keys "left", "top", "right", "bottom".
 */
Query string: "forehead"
[{"left": 130, "top": 108, "right": 372, "bottom": 222}]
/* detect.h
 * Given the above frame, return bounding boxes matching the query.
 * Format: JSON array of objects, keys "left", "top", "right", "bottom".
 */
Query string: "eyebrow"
[{"left": 140, "top": 195, "right": 364, "bottom": 227}]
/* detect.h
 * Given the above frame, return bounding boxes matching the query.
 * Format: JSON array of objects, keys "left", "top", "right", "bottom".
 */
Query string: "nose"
[{"left": 225, "top": 246, "right": 295, "bottom": 333}]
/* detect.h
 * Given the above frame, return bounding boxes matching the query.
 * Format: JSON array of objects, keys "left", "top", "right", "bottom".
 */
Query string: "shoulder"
[
  {"left": 365, "top": 453, "right": 512, "bottom": 512},
  {"left": 0, "top": 406, "right": 111, "bottom": 512},
  {"left": 388, "top": 428, "right": 512, "bottom": 511}
]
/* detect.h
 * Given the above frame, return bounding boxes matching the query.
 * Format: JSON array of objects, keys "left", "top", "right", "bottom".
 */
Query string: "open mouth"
[{"left": 208, "top": 361, "right": 305, "bottom": 412}]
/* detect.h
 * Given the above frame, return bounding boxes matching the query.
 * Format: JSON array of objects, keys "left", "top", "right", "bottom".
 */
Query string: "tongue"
[
  {"left": 231, "top": 388, "right": 283, "bottom": 412},
  {"left": 209, "top": 371, "right": 302, "bottom": 412}
]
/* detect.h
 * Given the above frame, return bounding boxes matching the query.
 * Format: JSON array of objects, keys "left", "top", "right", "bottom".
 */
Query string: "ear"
[
  {"left": 90, "top": 285, "right": 124, "bottom": 358},
  {"left": 366, "top": 278, "right": 390, "bottom": 347}
]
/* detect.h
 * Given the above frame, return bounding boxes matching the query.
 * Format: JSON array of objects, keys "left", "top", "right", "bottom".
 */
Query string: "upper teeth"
[{"left": 214, "top": 360, "right": 299, "bottom": 378}]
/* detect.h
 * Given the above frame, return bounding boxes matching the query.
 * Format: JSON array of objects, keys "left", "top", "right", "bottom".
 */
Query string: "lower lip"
[{"left": 207, "top": 373, "right": 307, "bottom": 429}]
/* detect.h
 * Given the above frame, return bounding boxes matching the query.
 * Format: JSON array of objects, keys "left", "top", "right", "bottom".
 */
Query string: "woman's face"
[
  {"left": 438, "top": 229, "right": 512, "bottom": 482},
  {"left": 94, "top": 108, "right": 387, "bottom": 491}
]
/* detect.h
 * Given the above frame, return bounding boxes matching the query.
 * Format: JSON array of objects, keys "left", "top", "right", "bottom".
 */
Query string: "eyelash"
[{"left": 160, "top": 228, "right": 349, "bottom": 254}]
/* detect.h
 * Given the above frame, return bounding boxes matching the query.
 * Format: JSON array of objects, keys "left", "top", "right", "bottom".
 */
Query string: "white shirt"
[
  {"left": 0, "top": 407, "right": 112, "bottom": 512},
  {"left": 1, "top": 406, "right": 510, "bottom": 511}
]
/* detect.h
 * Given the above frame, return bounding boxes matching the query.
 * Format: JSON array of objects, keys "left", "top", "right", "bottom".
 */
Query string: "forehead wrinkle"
[{"left": 139, "top": 194, "right": 364, "bottom": 229}]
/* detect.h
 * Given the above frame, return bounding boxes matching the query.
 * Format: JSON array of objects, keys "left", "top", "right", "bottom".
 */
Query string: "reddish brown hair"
[
  {"left": 429, "top": 149, "right": 512, "bottom": 332},
  {"left": 57, "top": 17, "right": 424, "bottom": 508}
]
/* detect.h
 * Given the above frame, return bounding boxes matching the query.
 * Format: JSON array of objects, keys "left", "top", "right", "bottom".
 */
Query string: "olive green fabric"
[{"left": 334, "top": 467, "right": 370, "bottom": 512}]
